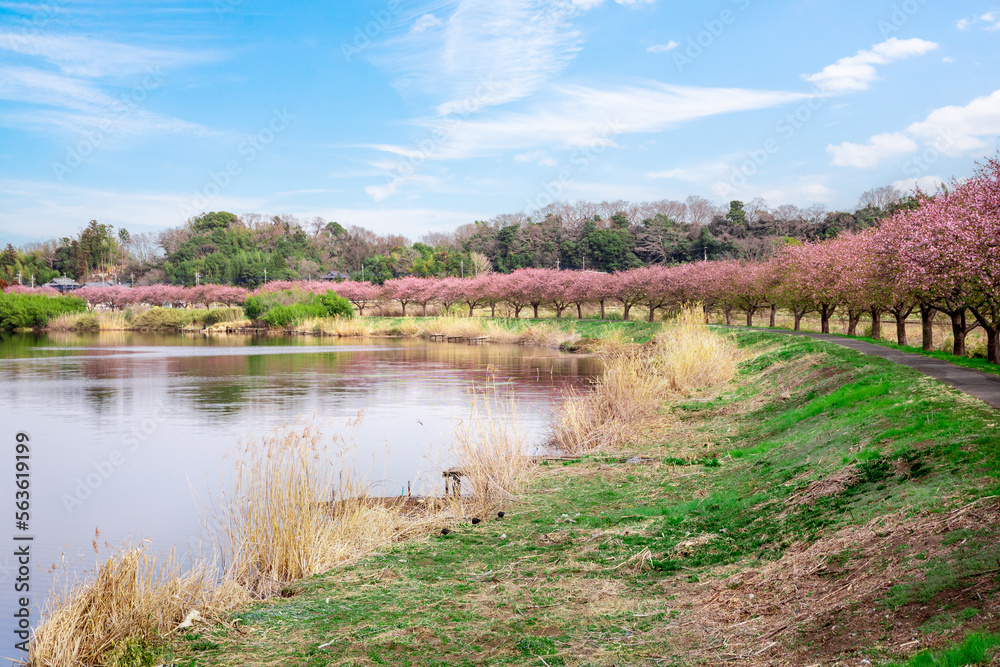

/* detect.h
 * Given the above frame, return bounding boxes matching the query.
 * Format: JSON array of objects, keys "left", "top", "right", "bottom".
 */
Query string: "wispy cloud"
[
  {"left": 0, "top": 32, "right": 218, "bottom": 78},
  {"left": 373, "top": 82, "right": 807, "bottom": 162},
  {"left": 646, "top": 41, "right": 678, "bottom": 53},
  {"left": 373, "top": 0, "right": 586, "bottom": 114},
  {"left": 956, "top": 12, "right": 1000, "bottom": 31},
  {"left": 803, "top": 37, "right": 938, "bottom": 94}
]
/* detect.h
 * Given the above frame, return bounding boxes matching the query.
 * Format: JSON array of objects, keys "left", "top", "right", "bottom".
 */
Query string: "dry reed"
[
  {"left": 448, "top": 383, "right": 535, "bottom": 517},
  {"left": 28, "top": 540, "right": 245, "bottom": 667},
  {"left": 551, "top": 306, "right": 741, "bottom": 454},
  {"left": 207, "top": 421, "right": 414, "bottom": 598}
]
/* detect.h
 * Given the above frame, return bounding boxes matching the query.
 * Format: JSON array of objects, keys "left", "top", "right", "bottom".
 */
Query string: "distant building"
[
  {"left": 321, "top": 271, "right": 350, "bottom": 282},
  {"left": 82, "top": 281, "right": 119, "bottom": 288},
  {"left": 44, "top": 276, "right": 81, "bottom": 292}
]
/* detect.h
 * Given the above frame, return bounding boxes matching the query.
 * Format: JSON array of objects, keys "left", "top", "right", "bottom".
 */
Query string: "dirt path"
[{"left": 736, "top": 328, "right": 1000, "bottom": 410}]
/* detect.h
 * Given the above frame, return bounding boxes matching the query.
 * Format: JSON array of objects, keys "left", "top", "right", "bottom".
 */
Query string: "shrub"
[
  {"left": 244, "top": 289, "right": 353, "bottom": 327},
  {"left": 0, "top": 293, "right": 86, "bottom": 329},
  {"left": 318, "top": 290, "right": 353, "bottom": 318},
  {"left": 130, "top": 307, "right": 192, "bottom": 330}
]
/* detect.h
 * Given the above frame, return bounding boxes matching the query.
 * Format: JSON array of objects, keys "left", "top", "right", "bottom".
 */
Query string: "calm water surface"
[{"left": 0, "top": 331, "right": 601, "bottom": 659}]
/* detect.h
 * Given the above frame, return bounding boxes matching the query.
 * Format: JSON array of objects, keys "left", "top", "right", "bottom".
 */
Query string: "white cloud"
[
  {"left": 648, "top": 161, "right": 729, "bottom": 182},
  {"left": 572, "top": 0, "right": 655, "bottom": 7},
  {"left": 410, "top": 13, "right": 443, "bottom": 33},
  {"left": 0, "top": 66, "right": 217, "bottom": 138},
  {"left": 907, "top": 89, "right": 1000, "bottom": 154},
  {"left": 827, "top": 132, "right": 918, "bottom": 168},
  {"left": 514, "top": 149, "right": 557, "bottom": 166},
  {"left": 375, "top": 0, "right": 584, "bottom": 116},
  {"left": 892, "top": 176, "right": 946, "bottom": 194},
  {"left": 954, "top": 12, "right": 1000, "bottom": 31},
  {"left": 647, "top": 41, "right": 679, "bottom": 53},
  {"left": 0, "top": 32, "right": 216, "bottom": 78},
  {"left": 370, "top": 82, "right": 807, "bottom": 166},
  {"left": 803, "top": 37, "right": 938, "bottom": 94},
  {"left": 826, "top": 88, "right": 1000, "bottom": 168}
]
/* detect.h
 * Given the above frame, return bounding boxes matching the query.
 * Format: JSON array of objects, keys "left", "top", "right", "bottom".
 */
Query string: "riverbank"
[{"left": 154, "top": 328, "right": 1000, "bottom": 666}]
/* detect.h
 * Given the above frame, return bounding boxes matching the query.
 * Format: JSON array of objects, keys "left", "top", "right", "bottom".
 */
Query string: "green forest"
[{"left": 0, "top": 188, "right": 914, "bottom": 288}]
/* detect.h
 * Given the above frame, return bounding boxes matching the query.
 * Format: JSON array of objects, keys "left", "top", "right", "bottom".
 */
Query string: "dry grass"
[
  {"left": 289, "top": 315, "right": 580, "bottom": 348},
  {"left": 552, "top": 306, "right": 742, "bottom": 454},
  {"left": 448, "top": 383, "right": 536, "bottom": 518},
  {"left": 46, "top": 310, "right": 130, "bottom": 332},
  {"left": 207, "top": 421, "right": 416, "bottom": 598},
  {"left": 28, "top": 539, "right": 246, "bottom": 667}
]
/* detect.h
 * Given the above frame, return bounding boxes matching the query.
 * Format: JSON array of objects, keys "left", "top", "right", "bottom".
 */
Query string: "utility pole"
[
  {"left": 556, "top": 257, "right": 560, "bottom": 270},
  {"left": 130, "top": 273, "right": 134, "bottom": 288},
  {"left": 194, "top": 270, "right": 200, "bottom": 286},
  {"left": 461, "top": 259, "right": 464, "bottom": 278},
  {"left": 30, "top": 274, "right": 34, "bottom": 288},
  {"left": 362, "top": 264, "right": 365, "bottom": 281},
  {"left": 704, "top": 246, "right": 707, "bottom": 261},
  {"left": 17, "top": 271, "right": 22, "bottom": 285},
  {"left": 263, "top": 268, "right": 267, "bottom": 284}
]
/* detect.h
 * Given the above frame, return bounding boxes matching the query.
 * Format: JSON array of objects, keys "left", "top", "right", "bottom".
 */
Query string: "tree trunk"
[
  {"left": 793, "top": 309, "right": 804, "bottom": 331},
  {"left": 599, "top": 299, "right": 606, "bottom": 320},
  {"left": 556, "top": 305, "right": 565, "bottom": 318},
  {"left": 950, "top": 311, "right": 967, "bottom": 357},
  {"left": 769, "top": 304, "right": 777, "bottom": 328},
  {"left": 746, "top": 307, "right": 756, "bottom": 328},
  {"left": 514, "top": 305, "right": 522, "bottom": 318},
  {"left": 702, "top": 304, "right": 710, "bottom": 324},
  {"left": 401, "top": 302, "right": 407, "bottom": 317},
  {"left": 622, "top": 303, "right": 631, "bottom": 321},
  {"left": 490, "top": 303, "right": 496, "bottom": 318},
  {"left": 648, "top": 305, "right": 656, "bottom": 322},
  {"left": 988, "top": 327, "right": 1000, "bottom": 365},
  {"left": 820, "top": 304, "right": 835, "bottom": 334},
  {"left": 895, "top": 313, "right": 908, "bottom": 346},
  {"left": 532, "top": 304, "right": 539, "bottom": 318},
  {"left": 576, "top": 303, "right": 583, "bottom": 319},
  {"left": 920, "top": 305, "right": 934, "bottom": 351},
  {"left": 847, "top": 309, "right": 861, "bottom": 336},
  {"left": 869, "top": 308, "right": 883, "bottom": 340},
  {"left": 468, "top": 303, "right": 475, "bottom": 317},
  {"left": 422, "top": 303, "right": 428, "bottom": 317},
  {"left": 724, "top": 308, "right": 732, "bottom": 326}
]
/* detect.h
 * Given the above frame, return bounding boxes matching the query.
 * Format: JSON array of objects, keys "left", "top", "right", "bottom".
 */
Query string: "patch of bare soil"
[
  {"left": 664, "top": 498, "right": 1000, "bottom": 666},
  {"left": 785, "top": 467, "right": 860, "bottom": 508}
]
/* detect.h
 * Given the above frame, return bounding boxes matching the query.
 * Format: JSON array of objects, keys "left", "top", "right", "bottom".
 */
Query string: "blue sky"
[{"left": 1, "top": 0, "right": 999, "bottom": 245}]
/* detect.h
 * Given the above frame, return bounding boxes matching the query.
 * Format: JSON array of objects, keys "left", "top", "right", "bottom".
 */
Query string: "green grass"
[
  {"left": 883, "top": 633, "right": 1000, "bottom": 667},
  {"left": 165, "top": 329, "right": 1000, "bottom": 666}
]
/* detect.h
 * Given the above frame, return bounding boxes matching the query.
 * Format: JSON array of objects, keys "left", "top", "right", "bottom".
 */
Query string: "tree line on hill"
[{"left": 0, "top": 186, "right": 914, "bottom": 288}]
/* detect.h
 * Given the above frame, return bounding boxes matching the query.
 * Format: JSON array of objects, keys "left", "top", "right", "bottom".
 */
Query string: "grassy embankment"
[{"left": 151, "top": 323, "right": 1000, "bottom": 666}]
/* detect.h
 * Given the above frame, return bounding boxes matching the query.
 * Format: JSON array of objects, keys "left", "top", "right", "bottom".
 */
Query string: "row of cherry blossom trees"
[{"left": 6, "top": 158, "right": 996, "bottom": 361}]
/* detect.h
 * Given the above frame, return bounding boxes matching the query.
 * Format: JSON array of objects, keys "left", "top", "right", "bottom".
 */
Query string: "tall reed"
[
  {"left": 449, "top": 383, "right": 535, "bottom": 517},
  {"left": 207, "top": 422, "right": 405, "bottom": 598},
  {"left": 551, "top": 306, "right": 741, "bottom": 454},
  {"left": 28, "top": 541, "right": 244, "bottom": 667}
]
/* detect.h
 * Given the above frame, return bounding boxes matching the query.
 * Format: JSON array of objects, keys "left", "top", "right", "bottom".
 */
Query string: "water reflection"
[{"left": 0, "top": 332, "right": 601, "bottom": 650}]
